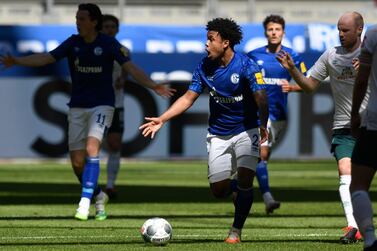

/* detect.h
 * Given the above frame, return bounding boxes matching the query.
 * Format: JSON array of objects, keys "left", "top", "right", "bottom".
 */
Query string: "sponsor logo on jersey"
[
  {"left": 94, "top": 46, "right": 103, "bottom": 56},
  {"left": 263, "top": 77, "right": 286, "bottom": 85},
  {"left": 74, "top": 57, "right": 103, "bottom": 73},
  {"left": 209, "top": 87, "right": 243, "bottom": 103},
  {"left": 337, "top": 66, "right": 356, "bottom": 80},
  {"left": 230, "top": 73, "right": 240, "bottom": 84},
  {"left": 255, "top": 72, "right": 265, "bottom": 84},
  {"left": 74, "top": 47, "right": 80, "bottom": 52}
]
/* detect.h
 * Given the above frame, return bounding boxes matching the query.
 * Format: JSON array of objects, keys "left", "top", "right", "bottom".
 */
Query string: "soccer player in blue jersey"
[
  {"left": 247, "top": 14, "right": 306, "bottom": 214},
  {"left": 139, "top": 18, "right": 269, "bottom": 244},
  {"left": 0, "top": 3, "right": 174, "bottom": 221}
]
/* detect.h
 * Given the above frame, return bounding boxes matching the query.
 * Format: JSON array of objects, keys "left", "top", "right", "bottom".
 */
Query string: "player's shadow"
[{"left": 2, "top": 182, "right": 377, "bottom": 205}]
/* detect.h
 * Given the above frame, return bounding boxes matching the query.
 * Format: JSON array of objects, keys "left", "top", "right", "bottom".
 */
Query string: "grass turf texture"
[{"left": 0, "top": 160, "right": 375, "bottom": 250}]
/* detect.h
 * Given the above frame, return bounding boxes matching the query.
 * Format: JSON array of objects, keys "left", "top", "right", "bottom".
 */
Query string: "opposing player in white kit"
[
  {"left": 350, "top": 24, "right": 377, "bottom": 251},
  {"left": 0, "top": 3, "right": 174, "bottom": 221},
  {"left": 276, "top": 12, "right": 367, "bottom": 244},
  {"left": 139, "top": 18, "right": 269, "bottom": 244},
  {"left": 101, "top": 14, "right": 128, "bottom": 199}
]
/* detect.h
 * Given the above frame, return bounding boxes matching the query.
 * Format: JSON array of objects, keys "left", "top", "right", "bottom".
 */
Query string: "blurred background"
[{"left": 0, "top": 0, "right": 374, "bottom": 160}]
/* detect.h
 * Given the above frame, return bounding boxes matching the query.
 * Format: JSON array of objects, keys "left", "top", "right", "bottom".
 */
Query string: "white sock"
[
  {"left": 262, "top": 192, "right": 274, "bottom": 205},
  {"left": 106, "top": 151, "right": 121, "bottom": 189},
  {"left": 78, "top": 197, "right": 90, "bottom": 212},
  {"left": 339, "top": 175, "right": 357, "bottom": 228},
  {"left": 352, "top": 190, "right": 376, "bottom": 247}
]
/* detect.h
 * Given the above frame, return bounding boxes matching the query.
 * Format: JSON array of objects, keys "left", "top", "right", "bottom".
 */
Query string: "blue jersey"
[
  {"left": 50, "top": 33, "right": 130, "bottom": 108},
  {"left": 247, "top": 45, "right": 306, "bottom": 121},
  {"left": 189, "top": 52, "right": 265, "bottom": 136}
]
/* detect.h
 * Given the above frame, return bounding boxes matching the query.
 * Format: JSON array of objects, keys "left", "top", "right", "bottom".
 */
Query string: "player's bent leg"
[
  {"left": 225, "top": 167, "right": 255, "bottom": 244},
  {"left": 95, "top": 190, "right": 109, "bottom": 220},
  {"left": 351, "top": 164, "right": 377, "bottom": 248},
  {"left": 210, "top": 178, "right": 232, "bottom": 199},
  {"left": 70, "top": 150, "right": 90, "bottom": 220},
  {"left": 106, "top": 132, "right": 122, "bottom": 199},
  {"left": 258, "top": 141, "right": 280, "bottom": 214}
]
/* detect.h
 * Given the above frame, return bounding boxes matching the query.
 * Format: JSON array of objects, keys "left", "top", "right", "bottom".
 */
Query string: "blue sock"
[
  {"left": 81, "top": 156, "right": 100, "bottom": 199},
  {"left": 75, "top": 172, "right": 101, "bottom": 197},
  {"left": 256, "top": 161, "right": 270, "bottom": 194},
  {"left": 233, "top": 187, "right": 253, "bottom": 229}
]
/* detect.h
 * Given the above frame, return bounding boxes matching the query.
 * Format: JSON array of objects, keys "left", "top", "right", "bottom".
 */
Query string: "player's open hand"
[
  {"left": 0, "top": 54, "right": 16, "bottom": 68},
  {"left": 279, "top": 79, "right": 291, "bottom": 93},
  {"left": 259, "top": 126, "right": 269, "bottom": 145},
  {"left": 153, "top": 83, "right": 176, "bottom": 98},
  {"left": 139, "top": 117, "right": 164, "bottom": 139},
  {"left": 276, "top": 50, "right": 295, "bottom": 70}
]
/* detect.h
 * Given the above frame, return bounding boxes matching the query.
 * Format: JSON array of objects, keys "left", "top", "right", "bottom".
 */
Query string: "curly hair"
[
  {"left": 263, "top": 15, "right": 285, "bottom": 31},
  {"left": 206, "top": 18, "right": 243, "bottom": 49}
]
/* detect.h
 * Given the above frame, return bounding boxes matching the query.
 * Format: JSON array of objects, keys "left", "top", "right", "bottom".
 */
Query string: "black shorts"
[
  {"left": 108, "top": 107, "right": 124, "bottom": 134},
  {"left": 352, "top": 127, "right": 377, "bottom": 169}
]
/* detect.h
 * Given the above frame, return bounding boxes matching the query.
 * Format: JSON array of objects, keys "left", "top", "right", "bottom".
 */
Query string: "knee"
[
  {"left": 108, "top": 140, "right": 121, "bottom": 152},
  {"left": 260, "top": 147, "right": 270, "bottom": 161},
  {"left": 71, "top": 155, "right": 84, "bottom": 168},
  {"left": 210, "top": 182, "right": 231, "bottom": 199},
  {"left": 86, "top": 144, "right": 99, "bottom": 156}
]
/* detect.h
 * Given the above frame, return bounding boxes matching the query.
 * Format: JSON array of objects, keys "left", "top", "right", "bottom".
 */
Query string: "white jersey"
[
  {"left": 360, "top": 25, "right": 377, "bottom": 130},
  {"left": 310, "top": 46, "right": 369, "bottom": 130},
  {"left": 112, "top": 61, "right": 124, "bottom": 108}
]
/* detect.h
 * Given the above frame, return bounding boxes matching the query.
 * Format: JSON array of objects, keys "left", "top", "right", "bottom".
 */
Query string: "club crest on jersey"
[
  {"left": 230, "top": 73, "right": 240, "bottom": 84},
  {"left": 94, "top": 46, "right": 103, "bottom": 56}
]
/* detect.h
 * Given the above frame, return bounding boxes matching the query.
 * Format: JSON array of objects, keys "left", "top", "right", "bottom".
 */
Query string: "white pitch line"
[{"left": 0, "top": 233, "right": 338, "bottom": 241}]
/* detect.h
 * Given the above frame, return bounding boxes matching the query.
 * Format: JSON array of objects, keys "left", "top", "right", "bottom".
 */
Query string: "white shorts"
[
  {"left": 206, "top": 128, "right": 259, "bottom": 183},
  {"left": 261, "top": 119, "right": 287, "bottom": 148},
  {"left": 68, "top": 106, "right": 115, "bottom": 151}
]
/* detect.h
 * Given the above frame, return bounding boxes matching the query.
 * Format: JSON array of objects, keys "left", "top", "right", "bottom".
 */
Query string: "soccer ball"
[{"left": 140, "top": 217, "right": 172, "bottom": 245}]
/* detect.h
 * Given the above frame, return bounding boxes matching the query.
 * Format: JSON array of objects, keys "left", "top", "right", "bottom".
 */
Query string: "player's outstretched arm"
[
  {"left": 139, "top": 90, "right": 199, "bottom": 139},
  {"left": 351, "top": 53, "right": 371, "bottom": 138},
  {"left": 253, "top": 89, "right": 269, "bottom": 144},
  {"left": 276, "top": 50, "right": 319, "bottom": 93},
  {"left": 122, "top": 61, "right": 176, "bottom": 98},
  {"left": 0, "top": 53, "right": 55, "bottom": 68}
]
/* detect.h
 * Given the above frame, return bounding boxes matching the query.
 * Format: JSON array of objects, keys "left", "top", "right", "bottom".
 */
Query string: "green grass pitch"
[{"left": 1, "top": 159, "right": 375, "bottom": 250}]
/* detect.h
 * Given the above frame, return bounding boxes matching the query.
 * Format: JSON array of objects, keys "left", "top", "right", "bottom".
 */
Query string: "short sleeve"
[
  {"left": 309, "top": 49, "right": 330, "bottom": 81},
  {"left": 244, "top": 58, "right": 265, "bottom": 92},
  {"left": 291, "top": 51, "right": 307, "bottom": 76},
  {"left": 188, "top": 63, "right": 205, "bottom": 94},
  {"left": 49, "top": 35, "right": 75, "bottom": 61},
  {"left": 111, "top": 38, "right": 130, "bottom": 65}
]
